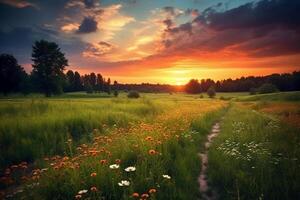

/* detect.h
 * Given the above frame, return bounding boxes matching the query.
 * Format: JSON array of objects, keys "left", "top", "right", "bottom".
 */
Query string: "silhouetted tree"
[
  {"left": 0, "top": 54, "right": 26, "bottom": 95},
  {"left": 74, "top": 71, "right": 82, "bottom": 91},
  {"left": 65, "top": 70, "right": 75, "bottom": 92},
  {"left": 113, "top": 80, "right": 118, "bottom": 97},
  {"left": 96, "top": 73, "right": 103, "bottom": 92},
  {"left": 185, "top": 79, "right": 201, "bottom": 94},
  {"left": 106, "top": 78, "right": 111, "bottom": 94},
  {"left": 90, "top": 72, "right": 96, "bottom": 91},
  {"left": 31, "top": 40, "right": 68, "bottom": 96}
]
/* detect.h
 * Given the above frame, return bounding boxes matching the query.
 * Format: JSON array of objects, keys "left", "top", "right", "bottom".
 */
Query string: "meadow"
[{"left": 0, "top": 92, "right": 299, "bottom": 199}]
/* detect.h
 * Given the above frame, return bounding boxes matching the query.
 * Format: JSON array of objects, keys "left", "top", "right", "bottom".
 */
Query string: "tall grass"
[
  {"left": 2, "top": 98, "right": 227, "bottom": 199},
  {"left": 208, "top": 104, "right": 300, "bottom": 199},
  {"left": 0, "top": 97, "right": 167, "bottom": 171}
]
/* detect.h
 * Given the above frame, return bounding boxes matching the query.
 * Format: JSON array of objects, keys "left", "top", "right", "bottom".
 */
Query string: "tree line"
[
  {"left": 0, "top": 40, "right": 117, "bottom": 96},
  {"left": 1, "top": 39, "right": 299, "bottom": 96},
  {"left": 184, "top": 72, "right": 300, "bottom": 94}
]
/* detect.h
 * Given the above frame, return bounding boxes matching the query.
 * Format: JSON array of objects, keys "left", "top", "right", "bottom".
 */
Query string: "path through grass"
[{"left": 208, "top": 103, "right": 300, "bottom": 199}]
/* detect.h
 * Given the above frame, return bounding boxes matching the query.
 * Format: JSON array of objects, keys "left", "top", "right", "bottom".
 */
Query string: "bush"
[
  {"left": 207, "top": 86, "right": 216, "bottom": 98},
  {"left": 127, "top": 91, "right": 140, "bottom": 98},
  {"left": 199, "top": 94, "right": 204, "bottom": 98},
  {"left": 113, "top": 90, "right": 119, "bottom": 97},
  {"left": 258, "top": 83, "right": 278, "bottom": 94}
]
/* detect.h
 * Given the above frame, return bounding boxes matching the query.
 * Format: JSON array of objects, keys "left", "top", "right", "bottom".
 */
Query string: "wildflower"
[
  {"left": 148, "top": 149, "right": 156, "bottom": 155},
  {"left": 76, "top": 147, "right": 82, "bottom": 151},
  {"left": 78, "top": 190, "right": 88, "bottom": 194},
  {"left": 141, "top": 193, "right": 150, "bottom": 199},
  {"left": 75, "top": 194, "right": 82, "bottom": 199},
  {"left": 109, "top": 164, "right": 119, "bottom": 169},
  {"left": 149, "top": 188, "right": 157, "bottom": 194},
  {"left": 132, "top": 192, "right": 139, "bottom": 197},
  {"left": 90, "top": 186, "right": 98, "bottom": 192},
  {"left": 125, "top": 166, "right": 136, "bottom": 172},
  {"left": 118, "top": 180, "right": 130, "bottom": 186},
  {"left": 145, "top": 136, "right": 153, "bottom": 141},
  {"left": 162, "top": 175, "right": 171, "bottom": 179},
  {"left": 100, "top": 159, "right": 107, "bottom": 165},
  {"left": 67, "top": 139, "right": 72, "bottom": 143},
  {"left": 90, "top": 172, "right": 97, "bottom": 177},
  {"left": 115, "top": 159, "right": 121, "bottom": 164}
]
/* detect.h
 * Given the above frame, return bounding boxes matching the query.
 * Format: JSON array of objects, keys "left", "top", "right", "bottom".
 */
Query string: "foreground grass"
[
  {"left": 208, "top": 103, "right": 300, "bottom": 199},
  {"left": 0, "top": 94, "right": 227, "bottom": 199},
  {"left": 0, "top": 97, "right": 166, "bottom": 171}
]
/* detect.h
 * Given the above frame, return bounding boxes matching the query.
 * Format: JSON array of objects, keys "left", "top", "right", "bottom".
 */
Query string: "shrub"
[
  {"left": 113, "top": 90, "right": 119, "bottom": 97},
  {"left": 199, "top": 94, "right": 204, "bottom": 98},
  {"left": 258, "top": 83, "right": 278, "bottom": 94},
  {"left": 207, "top": 86, "right": 216, "bottom": 98},
  {"left": 127, "top": 90, "right": 140, "bottom": 98}
]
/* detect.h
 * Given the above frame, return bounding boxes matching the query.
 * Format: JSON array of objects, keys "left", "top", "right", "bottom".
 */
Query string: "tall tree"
[
  {"left": 113, "top": 80, "right": 119, "bottom": 97},
  {"left": 106, "top": 78, "right": 111, "bottom": 94},
  {"left": 0, "top": 54, "right": 26, "bottom": 95},
  {"left": 96, "top": 73, "right": 103, "bottom": 92},
  {"left": 185, "top": 79, "right": 201, "bottom": 94},
  {"left": 65, "top": 70, "right": 75, "bottom": 92},
  {"left": 32, "top": 40, "right": 68, "bottom": 96},
  {"left": 90, "top": 72, "right": 96, "bottom": 91},
  {"left": 74, "top": 71, "right": 82, "bottom": 91}
]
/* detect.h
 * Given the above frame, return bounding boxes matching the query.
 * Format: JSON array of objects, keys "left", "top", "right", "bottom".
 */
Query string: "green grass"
[
  {"left": 20, "top": 101, "right": 226, "bottom": 200},
  {"left": 0, "top": 97, "right": 168, "bottom": 172},
  {"left": 208, "top": 104, "right": 300, "bottom": 199},
  {"left": 237, "top": 91, "right": 300, "bottom": 102},
  {"left": 1, "top": 91, "right": 299, "bottom": 199}
]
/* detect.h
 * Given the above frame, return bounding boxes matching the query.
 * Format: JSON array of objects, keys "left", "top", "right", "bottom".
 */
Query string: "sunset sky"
[{"left": 0, "top": 0, "right": 300, "bottom": 84}]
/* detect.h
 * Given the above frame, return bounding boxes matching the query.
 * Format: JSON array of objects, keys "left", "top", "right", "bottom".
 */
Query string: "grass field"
[{"left": 0, "top": 91, "right": 299, "bottom": 199}]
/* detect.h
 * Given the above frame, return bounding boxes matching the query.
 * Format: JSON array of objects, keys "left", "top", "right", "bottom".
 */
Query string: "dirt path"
[{"left": 198, "top": 122, "right": 220, "bottom": 200}]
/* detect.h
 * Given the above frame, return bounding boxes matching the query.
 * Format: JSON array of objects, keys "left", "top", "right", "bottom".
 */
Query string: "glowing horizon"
[{"left": 1, "top": 0, "right": 300, "bottom": 84}]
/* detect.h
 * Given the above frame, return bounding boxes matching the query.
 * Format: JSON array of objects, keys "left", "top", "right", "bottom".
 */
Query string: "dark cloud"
[
  {"left": 168, "top": 22, "right": 192, "bottom": 34},
  {"left": 83, "top": 0, "right": 95, "bottom": 9},
  {"left": 0, "top": 26, "right": 85, "bottom": 66},
  {"left": 163, "top": 19, "right": 173, "bottom": 29},
  {"left": 77, "top": 17, "right": 98, "bottom": 33},
  {"left": 98, "top": 41, "right": 111, "bottom": 47},
  {"left": 162, "top": 6, "right": 176, "bottom": 16},
  {"left": 196, "top": 0, "right": 300, "bottom": 31},
  {"left": 163, "top": 0, "right": 300, "bottom": 58}
]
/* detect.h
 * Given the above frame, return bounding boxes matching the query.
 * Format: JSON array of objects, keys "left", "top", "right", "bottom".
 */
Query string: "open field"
[{"left": 0, "top": 92, "right": 299, "bottom": 199}]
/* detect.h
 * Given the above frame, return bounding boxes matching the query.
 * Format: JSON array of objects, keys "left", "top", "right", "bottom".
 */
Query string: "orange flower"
[
  {"left": 149, "top": 188, "right": 157, "bottom": 194},
  {"left": 145, "top": 136, "right": 153, "bottom": 141},
  {"left": 90, "top": 172, "right": 97, "bottom": 177},
  {"left": 90, "top": 186, "right": 98, "bottom": 192},
  {"left": 75, "top": 194, "right": 82, "bottom": 199},
  {"left": 148, "top": 149, "right": 156, "bottom": 155},
  {"left": 141, "top": 193, "right": 149, "bottom": 199},
  {"left": 115, "top": 159, "right": 121, "bottom": 164},
  {"left": 132, "top": 192, "right": 139, "bottom": 198},
  {"left": 100, "top": 159, "right": 107, "bottom": 165}
]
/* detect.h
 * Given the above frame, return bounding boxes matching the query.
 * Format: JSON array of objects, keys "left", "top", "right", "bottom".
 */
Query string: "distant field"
[
  {"left": 237, "top": 91, "right": 300, "bottom": 101},
  {"left": 0, "top": 91, "right": 299, "bottom": 199}
]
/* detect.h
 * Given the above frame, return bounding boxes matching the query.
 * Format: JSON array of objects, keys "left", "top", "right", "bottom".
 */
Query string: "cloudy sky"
[{"left": 0, "top": 0, "right": 299, "bottom": 84}]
